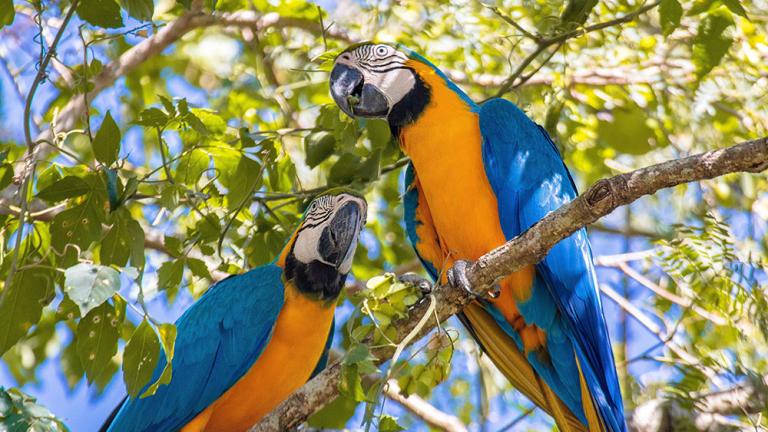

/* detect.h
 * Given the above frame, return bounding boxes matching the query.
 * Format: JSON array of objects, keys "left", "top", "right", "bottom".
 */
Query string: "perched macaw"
[
  {"left": 100, "top": 190, "right": 367, "bottom": 432},
  {"left": 329, "top": 43, "right": 626, "bottom": 432}
]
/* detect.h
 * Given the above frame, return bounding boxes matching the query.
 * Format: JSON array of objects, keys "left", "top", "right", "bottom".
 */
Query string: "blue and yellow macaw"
[
  {"left": 100, "top": 190, "right": 367, "bottom": 432},
  {"left": 329, "top": 43, "right": 626, "bottom": 432}
]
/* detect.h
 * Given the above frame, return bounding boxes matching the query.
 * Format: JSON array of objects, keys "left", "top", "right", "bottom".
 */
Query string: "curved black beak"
[
  {"left": 319, "top": 201, "right": 363, "bottom": 269},
  {"left": 330, "top": 63, "right": 389, "bottom": 118}
]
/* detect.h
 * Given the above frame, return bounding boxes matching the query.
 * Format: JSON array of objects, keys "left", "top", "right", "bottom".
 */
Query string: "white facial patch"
[{"left": 336, "top": 44, "right": 416, "bottom": 110}]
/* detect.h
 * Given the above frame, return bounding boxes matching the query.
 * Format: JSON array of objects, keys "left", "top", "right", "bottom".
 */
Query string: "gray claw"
[
  {"left": 448, "top": 260, "right": 499, "bottom": 299},
  {"left": 447, "top": 260, "right": 473, "bottom": 294},
  {"left": 398, "top": 273, "right": 432, "bottom": 294}
]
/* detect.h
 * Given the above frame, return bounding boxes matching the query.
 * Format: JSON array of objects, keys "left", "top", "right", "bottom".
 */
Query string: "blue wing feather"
[
  {"left": 107, "top": 265, "right": 285, "bottom": 432},
  {"left": 479, "top": 98, "right": 626, "bottom": 432}
]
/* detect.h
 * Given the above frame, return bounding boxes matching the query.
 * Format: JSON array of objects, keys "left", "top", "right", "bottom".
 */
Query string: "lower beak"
[
  {"left": 330, "top": 64, "right": 389, "bottom": 118},
  {"left": 319, "top": 201, "right": 363, "bottom": 269}
]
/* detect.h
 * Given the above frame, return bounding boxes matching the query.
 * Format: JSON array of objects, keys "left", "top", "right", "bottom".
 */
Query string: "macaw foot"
[
  {"left": 447, "top": 260, "right": 500, "bottom": 299},
  {"left": 398, "top": 273, "right": 433, "bottom": 294}
]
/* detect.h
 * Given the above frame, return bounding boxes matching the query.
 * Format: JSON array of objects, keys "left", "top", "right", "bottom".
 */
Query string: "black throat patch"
[
  {"left": 284, "top": 245, "right": 347, "bottom": 302},
  {"left": 387, "top": 71, "right": 431, "bottom": 138}
]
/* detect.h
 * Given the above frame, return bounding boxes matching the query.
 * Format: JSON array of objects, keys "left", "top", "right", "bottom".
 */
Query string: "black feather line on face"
[
  {"left": 387, "top": 71, "right": 431, "bottom": 138},
  {"left": 284, "top": 240, "right": 347, "bottom": 302}
]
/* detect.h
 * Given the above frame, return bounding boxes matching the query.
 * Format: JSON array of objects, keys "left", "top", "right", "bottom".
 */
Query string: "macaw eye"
[{"left": 375, "top": 45, "right": 388, "bottom": 57}]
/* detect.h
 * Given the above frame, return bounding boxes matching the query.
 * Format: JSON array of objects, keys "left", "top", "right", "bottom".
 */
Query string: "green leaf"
[
  {"left": 660, "top": 0, "right": 683, "bottom": 35},
  {"left": 119, "top": 0, "right": 153, "bottom": 21},
  {"left": 141, "top": 323, "right": 176, "bottom": 397},
  {"left": 0, "top": 163, "right": 13, "bottom": 191},
  {"left": 339, "top": 364, "right": 366, "bottom": 402},
  {"left": 127, "top": 219, "right": 146, "bottom": 271},
  {"left": 93, "top": 111, "right": 121, "bottom": 165},
  {"left": 0, "top": 387, "right": 68, "bottom": 431},
  {"left": 307, "top": 395, "right": 358, "bottom": 429},
  {"left": 175, "top": 149, "right": 210, "bottom": 185},
  {"left": 227, "top": 156, "right": 262, "bottom": 210},
  {"left": 559, "top": 0, "right": 598, "bottom": 27},
  {"left": 123, "top": 318, "right": 160, "bottom": 397},
  {"left": 136, "top": 108, "right": 169, "bottom": 128},
  {"left": 597, "top": 106, "right": 654, "bottom": 155},
  {"left": 0, "top": 0, "right": 14, "bottom": 28},
  {"left": 186, "top": 258, "right": 212, "bottom": 280},
  {"left": 64, "top": 263, "right": 122, "bottom": 317},
  {"left": 0, "top": 269, "right": 55, "bottom": 356},
  {"left": 721, "top": 0, "right": 748, "bottom": 18},
  {"left": 157, "top": 260, "right": 184, "bottom": 295},
  {"left": 101, "top": 211, "right": 139, "bottom": 266},
  {"left": 692, "top": 8, "right": 734, "bottom": 80},
  {"left": 379, "top": 415, "right": 405, "bottom": 432},
  {"left": 304, "top": 131, "right": 336, "bottom": 168},
  {"left": 77, "top": 0, "right": 123, "bottom": 29},
  {"left": 77, "top": 302, "right": 119, "bottom": 383},
  {"left": 329, "top": 153, "right": 362, "bottom": 184},
  {"left": 50, "top": 195, "right": 105, "bottom": 253},
  {"left": 36, "top": 176, "right": 92, "bottom": 201}
]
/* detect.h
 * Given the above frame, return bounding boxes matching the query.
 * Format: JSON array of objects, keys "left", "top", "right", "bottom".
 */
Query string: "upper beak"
[
  {"left": 330, "top": 63, "right": 389, "bottom": 118},
  {"left": 319, "top": 200, "right": 364, "bottom": 269}
]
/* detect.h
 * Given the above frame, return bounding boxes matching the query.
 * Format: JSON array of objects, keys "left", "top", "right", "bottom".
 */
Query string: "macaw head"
[
  {"left": 282, "top": 189, "right": 367, "bottom": 300},
  {"left": 329, "top": 43, "right": 435, "bottom": 130}
]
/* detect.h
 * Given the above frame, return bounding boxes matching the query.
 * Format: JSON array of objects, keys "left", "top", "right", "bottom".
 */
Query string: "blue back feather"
[{"left": 107, "top": 265, "right": 285, "bottom": 431}]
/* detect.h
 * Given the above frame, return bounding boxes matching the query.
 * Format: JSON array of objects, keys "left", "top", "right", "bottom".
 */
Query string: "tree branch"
[
  {"left": 251, "top": 137, "right": 768, "bottom": 431},
  {"left": 493, "top": 0, "right": 662, "bottom": 97},
  {"left": 383, "top": 380, "right": 468, "bottom": 432}
]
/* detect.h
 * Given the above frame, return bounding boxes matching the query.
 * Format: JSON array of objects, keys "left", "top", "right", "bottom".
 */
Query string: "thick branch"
[{"left": 252, "top": 136, "right": 768, "bottom": 431}]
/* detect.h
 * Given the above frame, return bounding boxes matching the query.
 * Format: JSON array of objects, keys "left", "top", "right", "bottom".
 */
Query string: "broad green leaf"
[
  {"left": 190, "top": 109, "right": 225, "bottom": 135},
  {"left": 76, "top": 302, "right": 119, "bottom": 383},
  {"left": 119, "top": 0, "right": 153, "bottom": 21},
  {"left": 123, "top": 318, "right": 160, "bottom": 397},
  {"left": 77, "top": 0, "right": 123, "bottom": 29},
  {"left": 304, "top": 131, "right": 336, "bottom": 168},
  {"left": 597, "top": 106, "right": 654, "bottom": 155},
  {"left": 721, "top": 0, "right": 748, "bottom": 18},
  {"left": 186, "top": 258, "right": 212, "bottom": 280},
  {"left": 692, "top": 8, "right": 734, "bottom": 80},
  {"left": 0, "top": 163, "right": 12, "bottom": 191},
  {"left": 0, "top": 387, "right": 68, "bottom": 431},
  {"left": 61, "top": 337, "right": 85, "bottom": 390},
  {"left": 0, "top": 0, "right": 13, "bottom": 29},
  {"left": 307, "top": 395, "right": 358, "bottom": 429},
  {"left": 127, "top": 219, "right": 146, "bottom": 271},
  {"left": 141, "top": 323, "right": 176, "bottom": 397},
  {"left": 227, "top": 156, "right": 262, "bottom": 210},
  {"left": 136, "top": 108, "right": 169, "bottom": 128},
  {"left": 379, "top": 415, "right": 405, "bottom": 432},
  {"left": 93, "top": 111, "right": 121, "bottom": 165},
  {"left": 329, "top": 153, "right": 362, "bottom": 184},
  {"left": 0, "top": 269, "right": 55, "bottom": 356},
  {"left": 101, "top": 211, "right": 138, "bottom": 266},
  {"left": 157, "top": 260, "right": 184, "bottom": 296},
  {"left": 339, "top": 364, "right": 366, "bottom": 402},
  {"left": 49, "top": 187, "right": 108, "bottom": 257},
  {"left": 660, "top": 0, "right": 683, "bottom": 35},
  {"left": 64, "top": 263, "right": 121, "bottom": 317},
  {"left": 37, "top": 176, "right": 91, "bottom": 201},
  {"left": 559, "top": 0, "right": 598, "bottom": 27},
  {"left": 175, "top": 149, "right": 210, "bottom": 185}
]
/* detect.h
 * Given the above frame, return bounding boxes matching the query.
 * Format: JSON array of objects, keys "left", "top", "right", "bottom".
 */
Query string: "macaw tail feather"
[{"left": 463, "top": 304, "right": 591, "bottom": 432}]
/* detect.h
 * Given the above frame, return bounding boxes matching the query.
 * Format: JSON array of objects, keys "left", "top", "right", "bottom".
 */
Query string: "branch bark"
[
  {"left": 251, "top": 136, "right": 768, "bottom": 431},
  {"left": 383, "top": 380, "right": 468, "bottom": 432}
]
